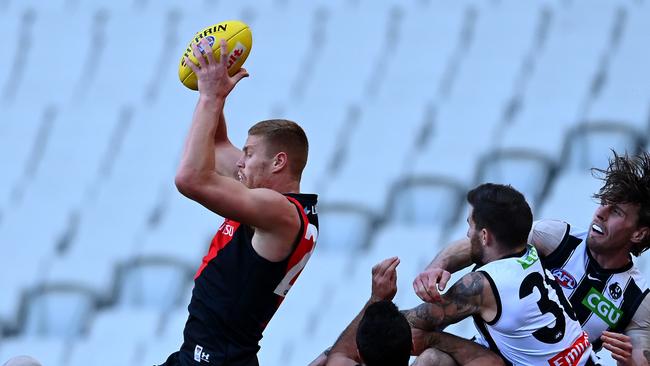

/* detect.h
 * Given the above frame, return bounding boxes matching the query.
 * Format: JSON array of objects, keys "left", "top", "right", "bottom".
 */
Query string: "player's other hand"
[
  {"left": 601, "top": 331, "right": 633, "bottom": 365},
  {"left": 371, "top": 257, "right": 399, "bottom": 302},
  {"left": 413, "top": 268, "right": 451, "bottom": 303},
  {"left": 185, "top": 38, "right": 249, "bottom": 99}
]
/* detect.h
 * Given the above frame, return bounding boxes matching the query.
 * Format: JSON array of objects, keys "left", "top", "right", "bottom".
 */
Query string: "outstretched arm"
[
  {"left": 411, "top": 330, "right": 504, "bottom": 366},
  {"left": 414, "top": 220, "right": 565, "bottom": 303},
  {"left": 405, "top": 271, "right": 496, "bottom": 331},
  {"left": 413, "top": 238, "right": 472, "bottom": 303},
  {"left": 175, "top": 38, "right": 298, "bottom": 243},
  {"left": 326, "top": 257, "right": 400, "bottom": 366}
]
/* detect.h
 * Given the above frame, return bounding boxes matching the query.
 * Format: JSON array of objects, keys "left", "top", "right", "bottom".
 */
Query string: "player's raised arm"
[
  {"left": 413, "top": 237, "right": 472, "bottom": 303},
  {"left": 175, "top": 38, "right": 299, "bottom": 242}
]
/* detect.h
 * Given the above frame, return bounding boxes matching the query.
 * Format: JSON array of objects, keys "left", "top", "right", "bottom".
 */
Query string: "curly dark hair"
[{"left": 592, "top": 151, "right": 650, "bottom": 256}]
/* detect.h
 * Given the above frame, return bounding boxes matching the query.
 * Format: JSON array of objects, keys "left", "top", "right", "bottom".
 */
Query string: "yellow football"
[{"left": 178, "top": 20, "right": 252, "bottom": 90}]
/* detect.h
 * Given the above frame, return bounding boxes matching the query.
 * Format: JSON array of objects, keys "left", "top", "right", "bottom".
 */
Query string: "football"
[{"left": 178, "top": 20, "right": 252, "bottom": 90}]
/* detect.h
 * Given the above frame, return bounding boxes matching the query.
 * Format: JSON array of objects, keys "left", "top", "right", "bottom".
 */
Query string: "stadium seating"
[
  {"left": 2, "top": 1, "right": 647, "bottom": 366},
  {"left": 22, "top": 284, "right": 97, "bottom": 339},
  {"left": 537, "top": 171, "right": 602, "bottom": 229},
  {"left": 66, "top": 308, "right": 162, "bottom": 366},
  {"left": 0, "top": 337, "right": 67, "bottom": 366},
  {"left": 562, "top": 121, "right": 645, "bottom": 172}
]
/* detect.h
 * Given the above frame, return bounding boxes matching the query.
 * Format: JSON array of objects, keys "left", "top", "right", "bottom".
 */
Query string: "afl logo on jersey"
[{"left": 552, "top": 268, "right": 577, "bottom": 289}]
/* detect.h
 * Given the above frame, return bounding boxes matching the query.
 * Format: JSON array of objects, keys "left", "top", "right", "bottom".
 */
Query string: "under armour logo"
[{"left": 194, "top": 345, "right": 211, "bottom": 363}]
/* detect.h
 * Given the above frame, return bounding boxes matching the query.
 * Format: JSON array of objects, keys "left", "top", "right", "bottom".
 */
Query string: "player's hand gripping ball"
[{"left": 178, "top": 20, "right": 252, "bottom": 90}]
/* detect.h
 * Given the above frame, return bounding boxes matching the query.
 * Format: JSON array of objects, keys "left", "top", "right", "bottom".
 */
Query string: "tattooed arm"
[
  {"left": 404, "top": 271, "right": 497, "bottom": 331},
  {"left": 411, "top": 330, "right": 504, "bottom": 366}
]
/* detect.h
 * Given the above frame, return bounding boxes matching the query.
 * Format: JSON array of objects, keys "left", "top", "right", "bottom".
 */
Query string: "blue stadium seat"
[
  {"left": 388, "top": 177, "right": 465, "bottom": 228},
  {"left": 476, "top": 149, "right": 555, "bottom": 210},
  {"left": 80, "top": 9, "right": 168, "bottom": 105},
  {"left": 0, "top": 104, "right": 52, "bottom": 210},
  {"left": 300, "top": 1, "right": 394, "bottom": 104},
  {"left": 25, "top": 104, "right": 123, "bottom": 211},
  {"left": 6, "top": 8, "right": 94, "bottom": 106},
  {"left": 377, "top": 1, "right": 466, "bottom": 104},
  {"left": 0, "top": 190, "right": 71, "bottom": 331},
  {"left": 587, "top": 2, "right": 650, "bottom": 134},
  {"left": 537, "top": 171, "right": 601, "bottom": 229},
  {"left": 562, "top": 121, "right": 645, "bottom": 172},
  {"left": 322, "top": 101, "right": 427, "bottom": 223},
  {"left": 282, "top": 101, "right": 356, "bottom": 195},
  {"left": 0, "top": 337, "right": 66, "bottom": 366},
  {"left": 138, "top": 189, "right": 219, "bottom": 267},
  {"left": 22, "top": 284, "right": 97, "bottom": 339},
  {"left": 115, "top": 258, "right": 192, "bottom": 311},
  {"left": 513, "top": 0, "right": 620, "bottom": 134},
  {"left": 66, "top": 308, "right": 161, "bottom": 366},
  {"left": 316, "top": 205, "right": 375, "bottom": 252},
  {"left": 364, "top": 224, "right": 444, "bottom": 308},
  {"left": 0, "top": 8, "right": 24, "bottom": 101}
]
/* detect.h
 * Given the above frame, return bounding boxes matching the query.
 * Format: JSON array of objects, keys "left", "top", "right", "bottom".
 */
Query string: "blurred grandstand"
[{"left": 0, "top": 0, "right": 649, "bottom": 365}]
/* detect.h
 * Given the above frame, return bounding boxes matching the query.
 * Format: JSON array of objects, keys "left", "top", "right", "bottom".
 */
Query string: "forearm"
[
  {"left": 403, "top": 303, "right": 445, "bottom": 331},
  {"left": 423, "top": 332, "right": 503, "bottom": 366},
  {"left": 632, "top": 349, "right": 650, "bottom": 366},
  {"left": 215, "top": 110, "right": 229, "bottom": 143},
  {"left": 406, "top": 272, "right": 487, "bottom": 331},
  {"left": 425, "top": 238, "right": 472, "bottom": 273},
  {"left": 177, "top": 95, "right": 224, "bottom": 181}
]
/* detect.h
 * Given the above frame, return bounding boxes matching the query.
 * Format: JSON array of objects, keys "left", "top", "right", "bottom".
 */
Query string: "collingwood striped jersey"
[
  {"left": 473, "top": 245, "right": 595, "bottom": 366},
  {"left": 536, "top": 220, "right": 650, "bottom": 351}
]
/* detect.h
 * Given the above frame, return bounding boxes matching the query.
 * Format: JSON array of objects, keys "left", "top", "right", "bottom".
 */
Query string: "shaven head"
[
  {"left": 592, "top": 151, "right": 650, "bottom": 255},
  {"left": 247, "top": 119, "right": 308, "bottom": 180},
  {"left": 3, "top": 356, "right": 42, "bottom": 366}
]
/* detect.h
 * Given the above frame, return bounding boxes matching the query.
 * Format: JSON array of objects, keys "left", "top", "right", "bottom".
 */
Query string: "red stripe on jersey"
[
  {"left": 274, "top": 196, "right": 316, "bottom": 305},
  {"left": 194, "top": 220, "right": 241, "bottom": 279}
]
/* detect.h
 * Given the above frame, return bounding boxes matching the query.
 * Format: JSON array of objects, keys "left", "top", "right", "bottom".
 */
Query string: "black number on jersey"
[
  {"left": 545, "top": 270, "right": 578, "bottom": 321},
  {"left": 519, "top": 272, "right": 566, "bottom": 344}
]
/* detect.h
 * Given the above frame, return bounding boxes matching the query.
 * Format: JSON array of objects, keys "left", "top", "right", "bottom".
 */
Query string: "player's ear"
[
  {"left": 356, "top": 349, "right": 364, "bottom": 364},
  {"left": 631, "top": 226, "right": 649, "bottom": 244},
  {"left": 271, "top": 152, "right": 288, "bottom": 173},
  {"left": 481, "top": 228, "right": 489, "bottom": 246}
]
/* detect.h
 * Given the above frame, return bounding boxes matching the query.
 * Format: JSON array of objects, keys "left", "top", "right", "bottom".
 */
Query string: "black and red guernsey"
[{"left": 177, "top": 193, "right": 318, "bottom": 366}]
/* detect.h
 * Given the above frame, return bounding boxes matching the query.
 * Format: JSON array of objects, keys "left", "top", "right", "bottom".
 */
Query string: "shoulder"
[
  {"left": 628, "top": 289, "right": 650, "bottom": 328},
  {"left": 325, "top": 353, "right": 361, "bottom": 366},
  {"left": 625, "top": 293, "right": 650, "bottom": 350},
  {"left": 528, "top": 219, "right": 571, "bottom": 257},
  {"left": 249, "top": 188, "right": 302, "bottom": 226}
]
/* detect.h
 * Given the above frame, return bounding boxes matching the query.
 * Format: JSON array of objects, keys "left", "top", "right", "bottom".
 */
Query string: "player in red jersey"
[{"left": 159, "top": 38, "right": 319, "bottom": 366}]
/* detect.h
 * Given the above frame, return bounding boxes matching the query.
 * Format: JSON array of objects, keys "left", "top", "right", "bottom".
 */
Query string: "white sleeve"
[
  {"left": 527, "top": 219, "right": 570, "bottom": 257},
  {"left": 625, "top": 294, "right": 650, "bottom": 353}
]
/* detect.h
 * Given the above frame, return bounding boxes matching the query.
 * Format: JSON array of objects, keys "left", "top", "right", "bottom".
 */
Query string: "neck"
[
  {"left": 269, "top": 179, "right": 300, "bottom": 194},
  {"left": 588, "top": 245, "right": 631, "bottom": 270},
  {"left": 485, "top": 243, "right": 527, "bottom": 263}
]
